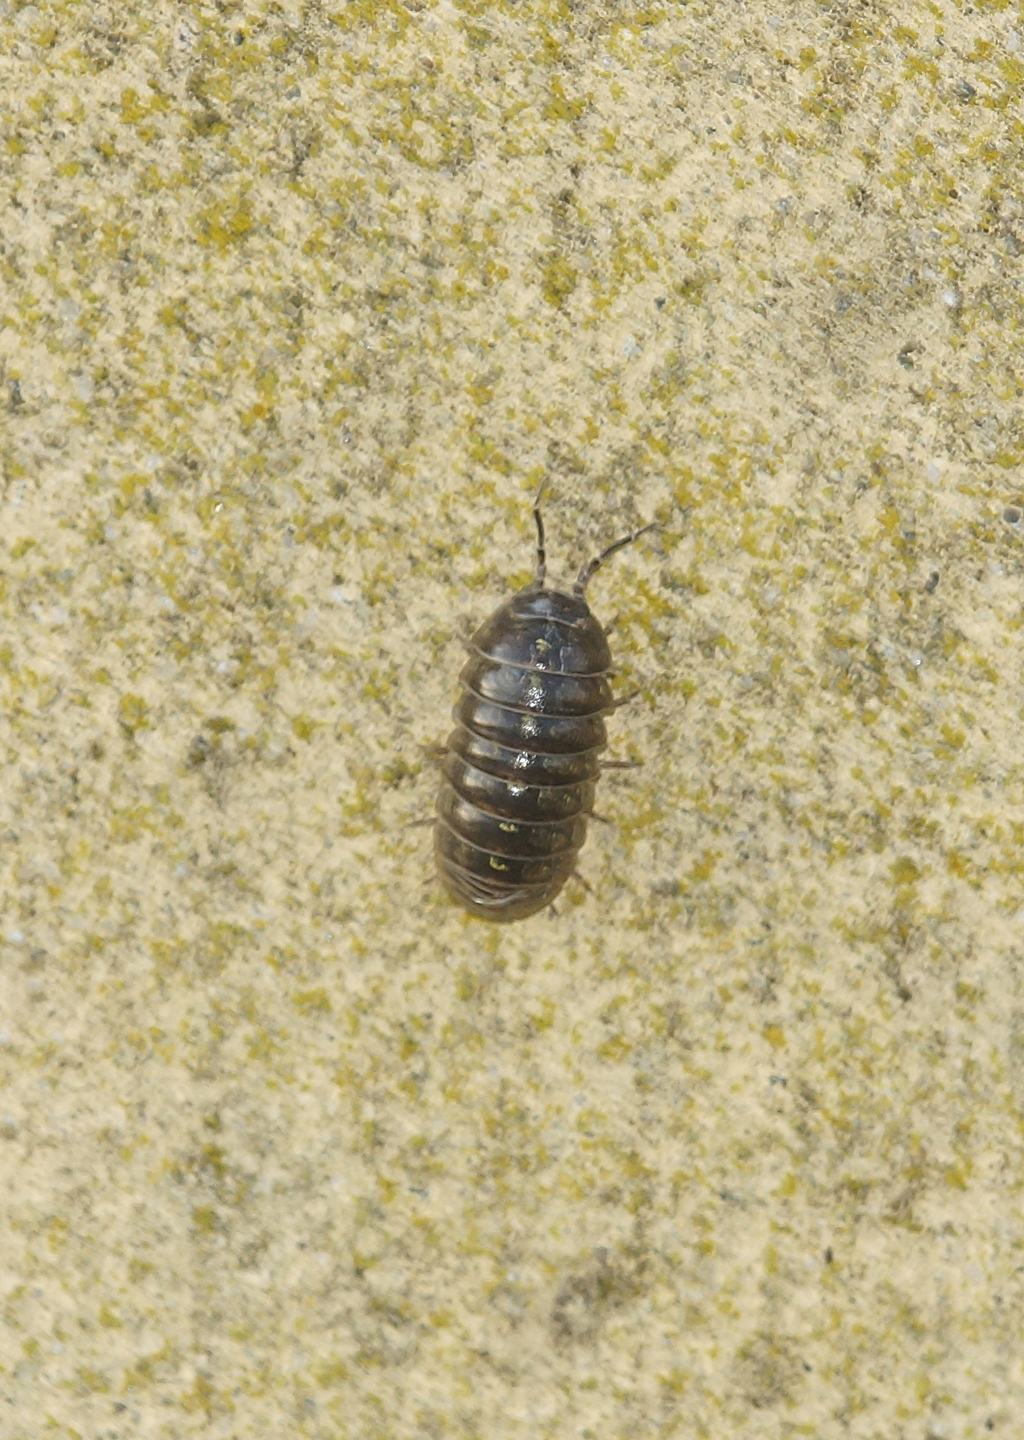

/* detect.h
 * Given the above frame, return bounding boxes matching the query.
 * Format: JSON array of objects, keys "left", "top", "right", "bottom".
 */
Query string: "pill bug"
[{"left": 433, "top": 488, "right": 657, "bottom": 922}]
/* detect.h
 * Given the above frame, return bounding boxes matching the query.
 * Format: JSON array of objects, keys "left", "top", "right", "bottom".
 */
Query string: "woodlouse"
[{"left": 433, "top": 488, "right": 657, "bottom": 922}]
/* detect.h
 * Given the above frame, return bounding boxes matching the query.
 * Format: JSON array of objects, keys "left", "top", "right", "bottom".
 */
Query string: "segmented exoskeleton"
[{"left": 433, "top": 488, "right": 657, "bottom": 922}]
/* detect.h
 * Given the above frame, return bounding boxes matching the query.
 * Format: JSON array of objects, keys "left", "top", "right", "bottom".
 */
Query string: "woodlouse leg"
[
  {"left": 570, "top": 870, "right": 593, "bottom": 895},
  {"left": 589, "top": 812, "right": 612, "bottom": 824},
  {"left": 601, "top": 759, "right": 641, "bottom": 770},
  {"left": 420, "top": 741, "right": 448, "bottom": 765},
  {"left": 611, "top": 688, "right": 641, "bottom": 708},
  {"left": 575, "top": 521, "right": 659, "bottom": 594},
  {"left": 404, "top": 817, "right": 435, "bottom": 829}
]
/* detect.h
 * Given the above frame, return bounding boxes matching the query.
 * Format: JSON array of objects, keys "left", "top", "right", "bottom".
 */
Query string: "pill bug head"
[{"left": 470, "top": 587, "right": 611, "bottom": 675}]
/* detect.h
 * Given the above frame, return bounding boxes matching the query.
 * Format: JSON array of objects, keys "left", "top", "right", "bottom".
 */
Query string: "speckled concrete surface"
[{"left": 2, "top": 2, "right": 1023, "bottom": 1436}]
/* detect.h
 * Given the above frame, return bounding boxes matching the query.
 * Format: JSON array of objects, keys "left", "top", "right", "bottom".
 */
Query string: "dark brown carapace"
[{"left": 433, "top": 489, "right": 657, "bottom": 922}]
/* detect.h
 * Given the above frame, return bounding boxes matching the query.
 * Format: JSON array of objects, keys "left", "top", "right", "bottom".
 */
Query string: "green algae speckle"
[
  {"left": 540, "top": 254, "right": 579, "bottom": 308},
  {"left": 891, "top": 857, "right": 921, "bottom": 887},
  {"left": 293, "top": 987, "right": 333, "bottom": 1015},
  {"left": 116, "top": 693, "right": 150, "bottom": 738}
]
